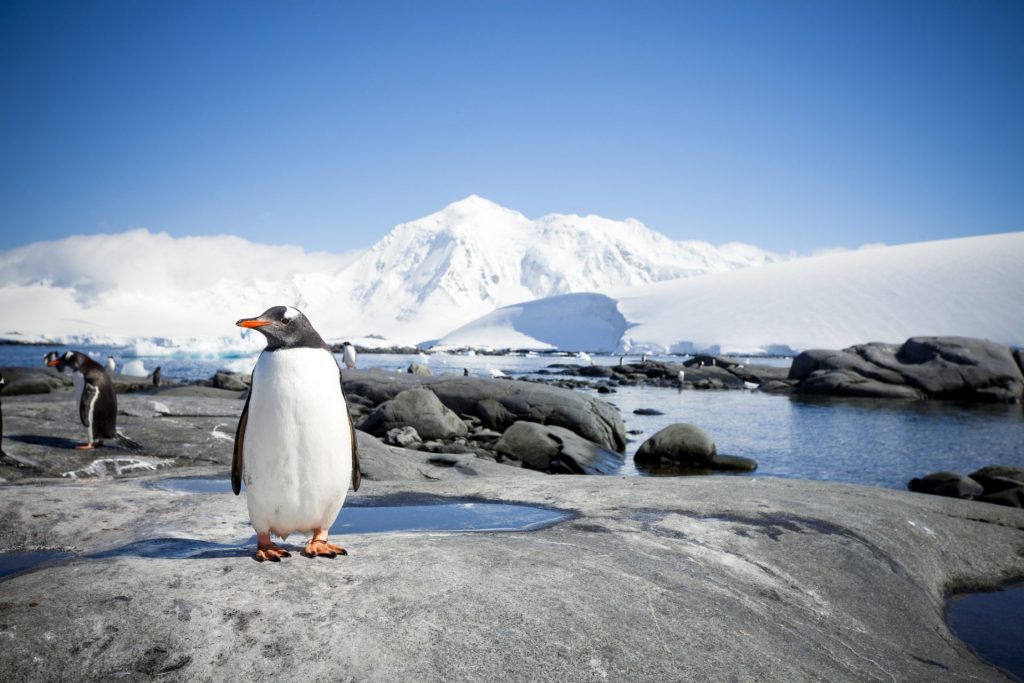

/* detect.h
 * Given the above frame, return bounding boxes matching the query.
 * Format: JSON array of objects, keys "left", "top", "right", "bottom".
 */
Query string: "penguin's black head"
[
  {"left": 236, "top": 306, "right": 326, "bottom": 351},
  {"left": 45, "top": 351, "right": 82, "bottom": 372}
]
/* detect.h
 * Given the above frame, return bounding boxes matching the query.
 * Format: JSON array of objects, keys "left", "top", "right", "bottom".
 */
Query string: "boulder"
[
  {"left": 634, "top": 424, "right": 757, "bottom": 472},
  {"left": 967, "top": 465, "right": 1024, "bottom": 495},
  {"left": 907, "top": 471, "right": 984, "bottom": 499},
  {"left": 358, "top": 388, "right": 469, "bottom": 441},
  {"left": 0, "top": 367, "right": 72, "bottom": 396},
  {"left": 407, "top": 362, "right": 432, "bottom": 376},
  {"left": 386, "top": 426, "right": 423, "bottom": 449},
  {"left": 212, "top": 371, "right": 250, "bottom": 391},
  {"left": 977, "top": 487, "right": 1024, "bottom": 508},
  {"left": 791, "top": 337, "right": 1024, "bottom": 403},
  {"left": 493, "top": 421, "right": 622, "bottom": 475},
  {"left": 343, "top": 371, "right": 626, "bottom": 452}
]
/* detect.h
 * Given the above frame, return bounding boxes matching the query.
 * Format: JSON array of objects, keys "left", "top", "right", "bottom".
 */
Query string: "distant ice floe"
[
  {"left": 120, "top": 359, "right": 148, "bottom": 377},
  {"left": 63, "top": 457, "right": 167, "bottom": 479}
]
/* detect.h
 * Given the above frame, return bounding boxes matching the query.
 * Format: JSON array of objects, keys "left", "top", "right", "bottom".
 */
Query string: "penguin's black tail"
[{"left": 115, "top": 432, "right": 143, "bottom": 451}]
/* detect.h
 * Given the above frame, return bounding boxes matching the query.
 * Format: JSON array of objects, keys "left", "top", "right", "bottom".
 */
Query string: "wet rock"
[
  {"left": 633, "top": 408, "right": 664, "bottom": 416},
  {"left": 757, "top": 379, "right": 796, "bottom": 394},
  {"left": 907, "top": 471, "right": 984, "bottom": 499},
  {"left": 634, "top": 424, "right": 757, "bottom": 472},
  {"left": 358, "top": 389, "right": 468, "bottom": 441},
  {"left": 493, "top": 421, "right": 622, "bottom": 475}
]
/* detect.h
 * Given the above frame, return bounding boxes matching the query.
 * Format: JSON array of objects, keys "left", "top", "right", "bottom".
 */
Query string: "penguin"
[
  {"left": 341, "top": 341, "right": 357, "bottom": 369},
  {"left": 233, "top": 305, "right": 361, "bottom": 562},
  {"left": 45, "top": 351, "right": 142, "bottom": 450},
  {"left": 44, "top": 350, "right": 85, "bottom": 409},
  {"left": 151, "top": 367, "right": 162, "bottom": 387},
  {"left": 0, "top": 371, "right": 6, "bottom": 456},
  {"left": 106, "top": 356, "right": 116, "bottom": 373}
]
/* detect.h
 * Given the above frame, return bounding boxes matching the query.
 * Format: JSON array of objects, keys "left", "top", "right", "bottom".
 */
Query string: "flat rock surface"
[{"left": 1, "top": 466, "right": 1023, "bottom": 681}]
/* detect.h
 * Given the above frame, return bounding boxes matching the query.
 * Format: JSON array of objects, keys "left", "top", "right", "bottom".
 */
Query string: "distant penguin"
[
  {"left": 463, "top": 368, "right": 470, "bottom": 377},
  {"left": 106, "top": 356, "right": 116, "bottom": 373},
  {"left": 233, "top": 306, "right": 361, "bottom": 562},
  {"left": 678, "top": 369, "right": 685, "bottom": 386},
  {"left": 0, "top": 372, "right": 5, "bottom": 455},
  {"left": 152, "top": 367, "right": 162, "bottom": 387},
  {"left": 341, "top": 341, "right": 357, "bottom": 369},
  {"left": 45, "top": 351, "right": 142, "bottom": 450}
]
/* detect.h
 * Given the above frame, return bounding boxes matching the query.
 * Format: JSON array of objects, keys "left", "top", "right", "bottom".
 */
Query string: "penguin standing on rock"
[
  {"left": 341, "top": 341, "right": 357, "bottom": 369},
  {"left": 45, "top": 351, "right": 142, "bottom": 450},
  {"left": 233, "top": 305, "right": 361, "bottom": 562}
]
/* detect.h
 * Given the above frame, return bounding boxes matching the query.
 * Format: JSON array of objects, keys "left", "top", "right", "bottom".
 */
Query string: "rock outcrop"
[
  {"left": 908, "top": 464, "right": 1024, "bottom": 508},
  {"left": 790, "top": 337, "right": 1024, "bottom": 403},
  {"left": 634, "top": 424, "right": 758, "bottom": 473},
  {"left": 493, "top": 421, "right": 622, "bottom": 474}
]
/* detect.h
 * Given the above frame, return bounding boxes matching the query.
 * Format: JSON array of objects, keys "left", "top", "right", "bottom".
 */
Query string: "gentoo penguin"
[
  {"left": 45, "top": 351, "right": 142, "bottom": 450},
  {"left": 233, "top": 305, "right": 361, "bottom": 562},
  {"left": 106, "top": 356, "right": 116, "bottom": 373},
  {"left": 0, "top": 371, "right": 5, "bottom": 455},
  {"left": 341, "top": 341, "right": 357, "bottom": 369},
  {"left": 45, "top": 350, "right": 85, "bottom": 409},
  {"left": 151, "top": 366, "right": 162, "bottom": 387}
]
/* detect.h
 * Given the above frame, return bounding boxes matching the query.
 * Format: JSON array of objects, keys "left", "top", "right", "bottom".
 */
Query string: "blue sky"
[{"left": 1, "top": 0, "right": 1021, "bottom": 253}]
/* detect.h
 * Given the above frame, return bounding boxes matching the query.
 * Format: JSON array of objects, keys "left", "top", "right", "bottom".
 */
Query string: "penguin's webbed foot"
[
  {"left": 74, "top": 441, "right": 102, "bottom": 450},
  {"left": 254, "top": 532, "right": 291, "bottom": 563},
  {"left": 303, "top": 538, "right": 347, "bottom": 559}
]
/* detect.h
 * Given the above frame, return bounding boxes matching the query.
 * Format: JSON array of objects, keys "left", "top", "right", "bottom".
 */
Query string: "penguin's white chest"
[{"left": 242, "top": 348, "right": 352, "bottom": 538}]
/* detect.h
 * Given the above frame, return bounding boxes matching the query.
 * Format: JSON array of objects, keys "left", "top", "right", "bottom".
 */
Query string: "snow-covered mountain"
[
  {"left": 331, "top": 195, "right": 781, "bottom": 340},
  {"left": 434, "top": 232, "right": 1024, "bottom": 354},
  {"left": 0, "top": 196, "right": 780, "bottom": 346}
]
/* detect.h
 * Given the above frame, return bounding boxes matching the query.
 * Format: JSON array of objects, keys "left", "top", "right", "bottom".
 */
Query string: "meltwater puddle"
[
  {"left": 2, "top": 486, "right": 571, "bottom": 576},
  {"left": 947, "top": 584, "right": 1024, "bottom": 682}
]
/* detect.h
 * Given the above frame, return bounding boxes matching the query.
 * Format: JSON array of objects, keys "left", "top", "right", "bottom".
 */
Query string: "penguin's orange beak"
[
  {"left": 236, "top": 318, "right": 271, "bottom": 329},
  {"left": 46, "top": 360, "right": 61, "bottom": 366}
]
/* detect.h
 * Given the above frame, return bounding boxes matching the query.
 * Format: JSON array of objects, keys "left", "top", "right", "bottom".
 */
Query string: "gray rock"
[
  {"left": 634, "top": 424, "right": 757, "bottom": 472},
  {"left": 358, "top": 388, "right": 468, "bottom": 441},
  {"left": 493, "top": 421, "right": 622, "bottom": 475},
  {"left": 407, "top": 362, "right": 432, "bottom": 376},
  {"left": 343, "top": 370, "right": 625, "bottom": 452},
  {"left": 907, "top": 471, "right": 984, "bottom": 499},
  {"left": 212, "top": 370, "right": 250, "bottom": 391},
  {"left": 757, "top": 379, "right": 796, "bottom": 394},
  {"left": 791, "top": 337, "right": 1024, "bottom": 403},
  {"left": 385, "top": 426, "right": 423, "bottom": 448},
  {"left": 0, "top": 367, "right": 71, "bottom": 396},
  {"left": 0, "top": 474, "right": 1021, "bottom": 682},
  {"left": 967, "top": 465, "right": 1024, "bottom": 495},
  {"left": 633, "top": 408, "right": 664, "bottom": 416},
  {"left": 976, "top": 486, "right": 1024, "bottom": 508}
]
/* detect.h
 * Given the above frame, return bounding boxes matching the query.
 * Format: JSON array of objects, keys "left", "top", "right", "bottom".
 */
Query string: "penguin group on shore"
[
  {"left": 45, "top": 351, "right": 142, "bottom": 451},
  {"left": 233, "top": 306, "right": 360, "bottom": 562}
]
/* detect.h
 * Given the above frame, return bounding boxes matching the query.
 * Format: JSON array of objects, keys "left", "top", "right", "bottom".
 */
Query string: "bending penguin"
[
  {"left": 45, "top": 351, "right": 142, "bottom": 450},
  {"left": 233, "top": 305, "right": 361, "bottom": 562}
]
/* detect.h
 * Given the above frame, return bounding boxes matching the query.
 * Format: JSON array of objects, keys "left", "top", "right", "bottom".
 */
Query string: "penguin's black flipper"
[
  {"left": 115, "top": 432, "right": 143, "bottom": 451},
  {"left": 339, "top": 372, "right": 360, "bottom": 492},
  {"left": 232, "top": 392, "right": 251, "bottom": 496}
]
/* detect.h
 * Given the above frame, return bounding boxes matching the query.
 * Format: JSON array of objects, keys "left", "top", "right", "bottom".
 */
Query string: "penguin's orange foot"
[
  {"left": 303, "top": 539, "right": 347, "bottom": 558},
  {"left": 254, "top": 545, "right": 291, "bottom": 562},
  {"left": 74, "top": 443, "right": 95, "bottom": 450},
  {"left": 254, "top": 532, "right": 291, "bottom": 562}
]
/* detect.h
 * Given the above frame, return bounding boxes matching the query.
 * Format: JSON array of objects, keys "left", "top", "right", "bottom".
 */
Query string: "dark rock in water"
[
  {"left": 493, "top": 421, "right": 622, "bottom": 475},
  {"left": 683, "top": 355, "right": 741, "bottom": 369},
  {"left": 634, "top": 424, "right": 757, "bottom": 472},
  {"left": 212, "top": 371, "right": 250, "bottom": 392},
  {"left": 633, "top": 408, "right": 665, "bottom": 416},
  {"left": 358, "top": 388, "right": 468, "bottom": 441},
  {"left": 757, "top": 379, "right": 796, "bottom": 394},
  {"left": 907, "top": 471, "right": 984, "bottom": 499},
  {"left": 791, "top": 337, "right": 1024, "bottom": 403},
  {"left": 578, "top": 365, "right": 615, "bottom": 378},
  {"left": 680, "top": 366, "right": 746, "bottom": 390},
  {"left": 407, "top": 362, "right": 432, "bottom": 376},
  {"left": 967, "top": 465, "right": 1024, "bottom": 495},
  {"left": 596, "top": 385, "right": 614, "bottom": 394},
  {"left": 343, "top": 370, "right": 625, "bottom": 452},
  {"left": 976, "top": 487, "right": 1024, "bottom": 508}
]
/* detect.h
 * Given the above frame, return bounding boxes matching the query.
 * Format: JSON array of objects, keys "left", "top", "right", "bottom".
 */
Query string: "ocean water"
[{"left": 2, "top": 345, "right": 1021, "bottom": 490}]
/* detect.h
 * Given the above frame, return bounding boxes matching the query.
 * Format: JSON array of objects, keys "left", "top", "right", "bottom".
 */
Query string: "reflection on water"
[
  {"left": 948, "top": 584, "right": 1024, "bottom": 682},
  {"left": 596, "top": 385, "right": 1024, "bottom": 489}
]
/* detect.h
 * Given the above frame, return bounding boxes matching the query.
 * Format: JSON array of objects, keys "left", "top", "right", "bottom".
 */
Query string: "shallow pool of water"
[
  {"left": 947, "top": 584, "right": 1024, "bottom": 682},
  {"left": 0, "top": 551, "right": 73, "bottom": 581}
]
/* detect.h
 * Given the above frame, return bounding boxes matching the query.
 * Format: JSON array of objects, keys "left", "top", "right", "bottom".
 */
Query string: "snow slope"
[
  {"left": 433, "top": 232, "right": 1024, "bottom": 353},
  {"left": 0, "top": 196, "right": 779, "bottom": 346}
]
